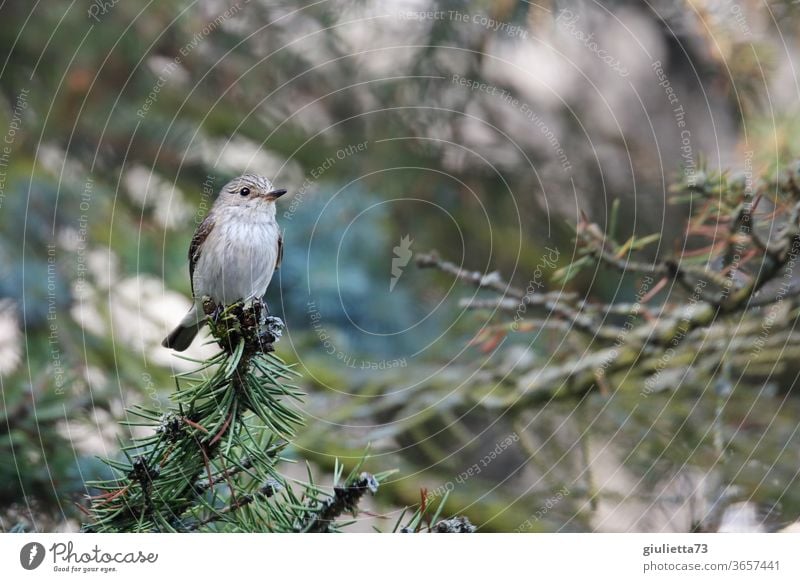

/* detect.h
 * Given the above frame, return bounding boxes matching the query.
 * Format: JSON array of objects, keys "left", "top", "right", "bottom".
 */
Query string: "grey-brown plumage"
[
  {"left": 189, "top": 215, "right": 215, "bottom": 296},
  {"left": 162, "top": 174, "right": 287, "bottom": 351}
]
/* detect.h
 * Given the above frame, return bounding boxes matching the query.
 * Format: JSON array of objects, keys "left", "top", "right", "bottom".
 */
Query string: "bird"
[{"left": 162, "top": 174, "right": 287, "bottom": 351}]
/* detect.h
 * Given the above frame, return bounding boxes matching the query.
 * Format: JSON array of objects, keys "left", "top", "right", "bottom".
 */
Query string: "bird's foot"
[{"left": 210, "top": 303, "right": 225, "bottom": 323}]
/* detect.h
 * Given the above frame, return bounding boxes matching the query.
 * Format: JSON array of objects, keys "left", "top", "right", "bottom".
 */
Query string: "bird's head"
[{"left": 216, "top": 174, "right": 287, "bottom": 213}]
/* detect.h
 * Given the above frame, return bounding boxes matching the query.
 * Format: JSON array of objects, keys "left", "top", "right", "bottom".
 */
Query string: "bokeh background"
[{"left": 2, "top": 0, "right": 800, "bottom": 532}]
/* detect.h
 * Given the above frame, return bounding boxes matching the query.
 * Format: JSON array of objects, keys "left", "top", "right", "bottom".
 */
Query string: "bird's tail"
[{"left": 162, "top": 305, "right": 204, "bottom": 351}]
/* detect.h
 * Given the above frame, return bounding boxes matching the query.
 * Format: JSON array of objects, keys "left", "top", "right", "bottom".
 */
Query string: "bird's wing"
[
  {"left": 275, "top": 230, "right": 283, "bottom": 270},
  {"left": 189, "top": 215, "right": 215, "bottom": 296}
]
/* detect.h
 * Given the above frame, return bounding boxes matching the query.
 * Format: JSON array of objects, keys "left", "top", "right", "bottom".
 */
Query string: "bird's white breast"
[{"left": 192, "top": 206, "right": 280, "bottom": 305}]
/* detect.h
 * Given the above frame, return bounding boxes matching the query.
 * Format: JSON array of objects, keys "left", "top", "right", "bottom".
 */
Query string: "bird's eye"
[{"left": 239, "top": 187, "right": 250, "bottom": 197}]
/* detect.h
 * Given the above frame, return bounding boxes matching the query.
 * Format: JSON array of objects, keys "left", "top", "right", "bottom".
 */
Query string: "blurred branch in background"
[
  {"left": 419, "top": 161, "right": 800, "bottom": 407},
  {"left": 395, "top": 160, "right": 800, "bottom": 532}
]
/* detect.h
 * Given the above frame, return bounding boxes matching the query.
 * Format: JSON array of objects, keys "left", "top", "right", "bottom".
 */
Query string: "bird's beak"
[{"left": 264, "top": 188, "right": 287, "bottom": 200}]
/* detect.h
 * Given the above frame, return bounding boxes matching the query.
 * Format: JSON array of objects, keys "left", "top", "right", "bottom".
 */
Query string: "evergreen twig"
[{"left": 83, "top": 298, "right": 386, "bottom": 532}]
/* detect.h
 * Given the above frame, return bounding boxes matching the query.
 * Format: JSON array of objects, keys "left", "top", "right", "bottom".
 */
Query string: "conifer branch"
[{"left": 83, "top": 299, "right": 386, "bottom": 532}]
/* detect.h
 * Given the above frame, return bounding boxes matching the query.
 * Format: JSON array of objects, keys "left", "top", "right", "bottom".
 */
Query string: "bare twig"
[{"left": 416, "top": 251, "right": 525, "bottom": 298}]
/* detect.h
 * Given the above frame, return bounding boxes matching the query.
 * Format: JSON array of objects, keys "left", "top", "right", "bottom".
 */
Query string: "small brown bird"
[{"left": 162, "top": 174, "right": 287, "bottom": 351}]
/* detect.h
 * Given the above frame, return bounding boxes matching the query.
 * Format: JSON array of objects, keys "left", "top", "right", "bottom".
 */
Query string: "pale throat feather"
[{"left": 193, "top": 203, "right": 280, "bottom": 305}]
